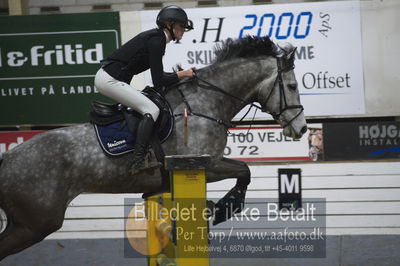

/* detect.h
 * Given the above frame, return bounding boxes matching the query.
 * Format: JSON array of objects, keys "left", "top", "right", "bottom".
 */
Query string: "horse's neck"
[
  {"left": 166, "top": 57, "right": 276, "bottom": 122},
  {"left": 195, "top": 57, "right": 276, "bottom": 119}
]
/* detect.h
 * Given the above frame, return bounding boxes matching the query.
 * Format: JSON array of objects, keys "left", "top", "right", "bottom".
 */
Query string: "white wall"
[
  {"left": 361, "top": 0, "right": 400, "bottom": 117},
  {"left": 48, "top": 161, "right": 400, "bottom": 239}
]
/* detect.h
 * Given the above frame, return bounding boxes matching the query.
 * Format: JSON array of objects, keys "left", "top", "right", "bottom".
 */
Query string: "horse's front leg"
[{"left": 206, "top": 157, "right": 251, "bottom": 225}]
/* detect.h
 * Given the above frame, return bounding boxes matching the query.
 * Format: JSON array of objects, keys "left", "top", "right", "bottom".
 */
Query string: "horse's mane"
[
  {"left": 172, "top": 36, "right": 276, "bottom": 74},
  {"left": 213, "top": 35, "right": 276, "bottom": 64}
]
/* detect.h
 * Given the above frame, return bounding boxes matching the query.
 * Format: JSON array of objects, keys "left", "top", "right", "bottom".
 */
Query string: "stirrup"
[
  {"left": 130, "top": 150, "right": 162, "bottom": 175},
  {"left": 130, "top": 161, "right": 162, "bottom": 175}
]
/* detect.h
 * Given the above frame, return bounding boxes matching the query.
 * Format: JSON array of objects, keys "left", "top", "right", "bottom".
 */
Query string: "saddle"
[{"left": 90, "top": 87, "right": 174, "bottom": 157}]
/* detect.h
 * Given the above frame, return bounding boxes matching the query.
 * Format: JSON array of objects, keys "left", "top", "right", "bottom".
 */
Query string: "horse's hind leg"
[{"left": 206, "top": 158, "right": 251, "bottom": 225}]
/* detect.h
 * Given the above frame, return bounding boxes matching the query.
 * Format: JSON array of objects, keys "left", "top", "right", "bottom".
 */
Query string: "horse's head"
[{"left": 257, "top": 42, "right": 307, "bottom": 139}]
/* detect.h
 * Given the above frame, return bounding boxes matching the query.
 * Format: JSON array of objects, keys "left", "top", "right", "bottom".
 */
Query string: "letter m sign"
[{"left": 278, "top": 169, "right": 302, "bottom": 210}]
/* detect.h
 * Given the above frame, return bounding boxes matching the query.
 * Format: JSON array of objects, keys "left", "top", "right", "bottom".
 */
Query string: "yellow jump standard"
[{"left": 147, "top": 155, "right": 211, "bottom": 266}]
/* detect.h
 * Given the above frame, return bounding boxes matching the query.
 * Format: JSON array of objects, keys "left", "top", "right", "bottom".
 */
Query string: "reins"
[
  {"left": 170, "top": 74, "right": 262, "bottom": 130},
  {"left": 175, "top": 84, "right": 234, "bottom": 128},
  {"left": 168, "top": 54, "right": 304, "bottom": 132},
  {"left": 194, "top": 74, "right": 263, "bottom": 111}
]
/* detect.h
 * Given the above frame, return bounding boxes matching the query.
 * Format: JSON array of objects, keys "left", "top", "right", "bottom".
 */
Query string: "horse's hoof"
[
  {"left": 207, "top": 200, "right": 215, "bottom": 212},
  {"left": 212, "top": 203, "right": 226, "bottom": 226},
  {"left": 206, "top": 200, "right": 215, "bottom": 219},
  {"left": 211, "top": 185, "right": 247, "bottom": 226}
]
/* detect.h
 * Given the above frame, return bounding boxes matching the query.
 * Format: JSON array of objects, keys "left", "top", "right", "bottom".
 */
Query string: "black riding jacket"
[{"left": 102, "top": 28, "right": 179, "bottom": 87}]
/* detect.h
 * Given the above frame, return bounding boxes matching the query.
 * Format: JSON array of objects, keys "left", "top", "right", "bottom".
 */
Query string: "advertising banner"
[
  {"left": 224, "top": 127, "right": 311, "bottom": 161},
  {"left": 1, "top": 126, "right": 315, "bottom": 162},
  {"left": 323, "top": 121, "right": 400, "bottom": 160},
  {"left": 0, "top": 130, "right": 44, "bottom": 153},
  {"left": 139, "top": 1, "right": 365, "bottom": 118},
  {"left": 0, "top": 13, "right": 120, "bottom": 125}
]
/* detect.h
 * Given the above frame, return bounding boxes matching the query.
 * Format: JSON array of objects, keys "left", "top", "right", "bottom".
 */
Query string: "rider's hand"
[{"left": 177, "top": 68, "right": 195, "bottom": 79}]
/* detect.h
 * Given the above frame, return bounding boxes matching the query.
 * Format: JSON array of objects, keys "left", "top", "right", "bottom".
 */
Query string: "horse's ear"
[
  {"left": 286, "top": 47, "right": 297, "bottom": 62},
  {"left": 272, "top": 42, "right": 282, "bottom": 56},
  {"left": 276, "top": 42, "right": 296, "bottom": 57}
]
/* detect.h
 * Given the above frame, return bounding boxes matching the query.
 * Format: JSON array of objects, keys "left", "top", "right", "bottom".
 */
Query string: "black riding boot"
[{"left": 130, "top": 113, "right": 162, "bottom": 175}]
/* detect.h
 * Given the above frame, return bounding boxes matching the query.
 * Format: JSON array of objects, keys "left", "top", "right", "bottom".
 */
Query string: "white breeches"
[{"left": 94, "top": 68, "right": 160, "bottom": 121}]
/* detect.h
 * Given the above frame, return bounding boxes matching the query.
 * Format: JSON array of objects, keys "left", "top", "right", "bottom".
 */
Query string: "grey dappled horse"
[{"left": 0, "top": 36, "right": 307, "bottom": 260}]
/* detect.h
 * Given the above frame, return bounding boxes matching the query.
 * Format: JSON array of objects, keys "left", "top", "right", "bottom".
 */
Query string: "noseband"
[{"left": 258, "top": 56, "right": 304, "bottom": 128}]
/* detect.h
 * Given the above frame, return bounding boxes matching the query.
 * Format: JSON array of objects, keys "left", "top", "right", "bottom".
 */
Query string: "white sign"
[
  {"left": 224, "top": 127, "right": 310, "bottom": 161},
  {"left": 140, "top": 1, "right": 365, "bottom": 117}
]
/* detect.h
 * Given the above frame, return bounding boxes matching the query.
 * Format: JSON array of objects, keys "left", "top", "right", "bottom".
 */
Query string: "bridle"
[
  {"left": 258, "top": 55, "right": 304, "bottom": 128},
  {"left": 172, "top": 53, "right": 303, "bottom": 129}
]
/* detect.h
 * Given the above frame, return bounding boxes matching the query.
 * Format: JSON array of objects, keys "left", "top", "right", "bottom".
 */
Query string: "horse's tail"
[
  {"left": 0, "top": 207, "right": 7, "bottom": 235},
  {"left": 0, "top": 152, "right": 8, "bottom": 235}
]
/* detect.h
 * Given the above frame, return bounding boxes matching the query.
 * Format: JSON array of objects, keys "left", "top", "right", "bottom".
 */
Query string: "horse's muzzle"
[{"left": 301, "top": 126, "right": 308, "bottom": 134}]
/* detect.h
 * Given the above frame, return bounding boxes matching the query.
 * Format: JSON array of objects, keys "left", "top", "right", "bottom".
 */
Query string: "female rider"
[{"left": 95, "top": 6, "right": 195, "bottom": 174}]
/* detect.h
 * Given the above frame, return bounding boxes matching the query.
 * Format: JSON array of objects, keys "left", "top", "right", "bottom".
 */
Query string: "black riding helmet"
[{"left": 156, "top": 5, "right": 194, "bottom": 40}]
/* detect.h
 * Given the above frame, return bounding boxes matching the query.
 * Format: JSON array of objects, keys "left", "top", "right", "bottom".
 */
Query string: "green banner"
[{"left": 0, "top": 12, "right": 120, "bottom": 125}]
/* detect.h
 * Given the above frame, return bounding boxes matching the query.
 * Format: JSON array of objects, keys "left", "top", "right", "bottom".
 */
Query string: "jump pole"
[{"left": 147, "top": 155, "right": 211, "bottom": 266}]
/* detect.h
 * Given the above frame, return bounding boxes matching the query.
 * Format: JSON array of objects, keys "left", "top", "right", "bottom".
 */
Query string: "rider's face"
[{"left": 173, "top": 23, "right": 186, "bottom": 40}]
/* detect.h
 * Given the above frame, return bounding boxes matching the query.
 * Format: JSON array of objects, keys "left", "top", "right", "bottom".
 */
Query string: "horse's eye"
[{"left": 288, "top": 84, "right": 297, "bottom": 91}]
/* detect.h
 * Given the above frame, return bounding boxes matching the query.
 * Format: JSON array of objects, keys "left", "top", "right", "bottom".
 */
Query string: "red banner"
[{"left": 0, "top": 131, "right": 44, "bottom": 153}]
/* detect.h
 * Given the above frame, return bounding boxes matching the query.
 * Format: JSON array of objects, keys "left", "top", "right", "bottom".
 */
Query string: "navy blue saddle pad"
[
  {"left": 94, "top": 120, "right": 136, "bottom": 157},
  {"left": 91, "top": 87, "right": 174, "bottom": 157}
]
